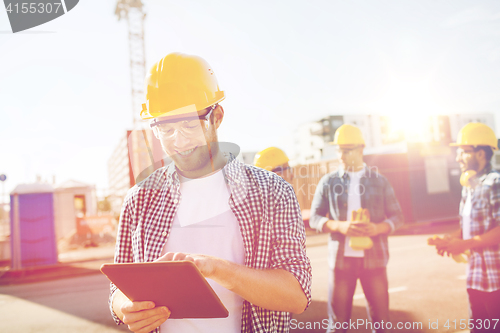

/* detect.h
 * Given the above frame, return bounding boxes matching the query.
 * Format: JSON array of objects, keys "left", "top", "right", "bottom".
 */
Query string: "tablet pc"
[{"left": 101, "top": 261, "right": 229, "bottom": 319}]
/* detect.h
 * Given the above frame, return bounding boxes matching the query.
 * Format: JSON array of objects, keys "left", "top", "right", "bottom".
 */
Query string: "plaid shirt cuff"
[
  {"left": 314, "top": 216, "right": 329, "bottom": 233},
  {"left": 384, "top": 219, "right": 396, "bottom": 233},
  {"left": 109, "top": 285, "right": 124, "bottom": 325}
]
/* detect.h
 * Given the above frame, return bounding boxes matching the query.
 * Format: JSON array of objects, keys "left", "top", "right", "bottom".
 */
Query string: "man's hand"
[
  {"left": 428, "top": 233, "right": 465, "bottom": 256},
  {"left": 358, "top": 222, "right": 381, "bottom": 237},
  {"left": 431, "top": 226, "right": 500, "bottom": 258},
  {"left": 155, "top": 252, "right": 224, "bottom": 285},
  {"left": 113, "top": 292, "right": 170, "bottom": 333},
  {"left": 332, "top": 221, "right": 380, "bottom": 237},
  {"left": 428, "top": 235, "right": 451, "bottom": 256},
  {"left": 436, "top": 238, "right": 470, "bottom": 256},
  {"left": 329, "top": 220, "right": 364, "bottom": 236},
  {"left": 155, "top": 252, "right": 308, "bottom": 314}
]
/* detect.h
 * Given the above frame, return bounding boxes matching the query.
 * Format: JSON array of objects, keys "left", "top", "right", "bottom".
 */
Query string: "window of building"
[{"left": 424, "top": 157, "right": 450, "bottom": 194}]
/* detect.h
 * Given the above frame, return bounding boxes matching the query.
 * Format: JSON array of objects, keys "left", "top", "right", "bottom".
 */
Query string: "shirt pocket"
[
  {"left": 471, "top": 198, "right": 489, "bottom": 226},
  {"left": 366, "top": 186, "right": 385, "bottom": 222},
  {"left": 471, "top": 198, "right": 488, "bottom": 210}
]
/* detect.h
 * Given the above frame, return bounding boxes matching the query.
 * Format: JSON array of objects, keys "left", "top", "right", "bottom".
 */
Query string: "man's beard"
[{"left": 463, "top": 156, "right": 479, "bottom": 172}]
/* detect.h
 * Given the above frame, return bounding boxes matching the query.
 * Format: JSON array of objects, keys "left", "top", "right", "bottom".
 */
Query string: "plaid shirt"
[
  {"left": 460, "top": 165, "right": 500, "bottom": 292},
  {"left": 109, "top": 155, "right": 312, "bottom": 333},
  {"left": 309, "top": 166, "right": 404, "bottom": 269}
]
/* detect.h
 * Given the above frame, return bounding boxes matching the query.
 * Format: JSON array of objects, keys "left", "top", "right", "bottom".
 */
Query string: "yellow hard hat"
[
  {"left": 331, "top": 124, "right": 365, "bottom": 146},
  {"left": 450, "top": 122, "right": 498, "bottom": 150},
  {"left": 254, "top": 147, "right": 289, "bottom": 171},
  {"left": 140, "top": 53, "right": 225, "bottom": 120}
]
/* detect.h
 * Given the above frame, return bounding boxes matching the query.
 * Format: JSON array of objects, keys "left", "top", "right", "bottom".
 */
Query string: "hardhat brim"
[
  {"left": 329, "top": 140, "right": 366, "bottom": 146},
  {"left": 449, "top": 142, "right": 498, "bottom": 150}
]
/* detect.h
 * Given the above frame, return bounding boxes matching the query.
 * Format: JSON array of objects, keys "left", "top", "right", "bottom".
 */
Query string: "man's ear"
[
  {"left": 212, "top": 105, "right": 224, "bottom": 130},
  {"left": 152, "top": 126, "right": 160, "bottom": 139},
  {"left": 475, "top": 148, "right": 486, "bottom": 162}
]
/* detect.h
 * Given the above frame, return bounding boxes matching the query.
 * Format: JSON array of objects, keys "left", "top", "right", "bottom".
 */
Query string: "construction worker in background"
[
  {"left": 109, "top": 53, "right": 311, "bottom": 333},
  {"left": 253, "top": 147, "right": 294, "bottom": 184},
  {"left": 309, "top": 124, "right": 404, "bottom": 333},
  {"left": 430, "top": 122, "right": 500, "bottom": 332}
]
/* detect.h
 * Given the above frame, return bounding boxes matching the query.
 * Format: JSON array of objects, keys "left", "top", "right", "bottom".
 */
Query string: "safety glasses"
[
  {"left": 456, "top": 147, "right": 478, "bottom": 156},
  {"left": 150, "top": 105, "right": 216, "bottom": 139}
]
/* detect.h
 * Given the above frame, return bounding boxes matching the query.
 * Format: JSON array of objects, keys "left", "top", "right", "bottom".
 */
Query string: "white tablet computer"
[{"left": 101, "top": 261, "right": 229, "bottom": 319}]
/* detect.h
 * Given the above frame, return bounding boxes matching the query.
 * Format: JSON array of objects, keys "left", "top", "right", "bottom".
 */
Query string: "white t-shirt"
[
  {"left": 160, "top": 170, "right": 245, "bottom": 333},
  {"left": 462, "top": 188, "right": 472, "bottom": 240},
  {"left": 344, "top": 168, "right": 366, "bottom": 257}
]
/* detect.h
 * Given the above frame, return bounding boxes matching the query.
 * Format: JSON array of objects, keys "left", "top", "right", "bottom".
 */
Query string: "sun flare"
[{"left": 371, "top": 75, "right": 443, "bottom": 143}]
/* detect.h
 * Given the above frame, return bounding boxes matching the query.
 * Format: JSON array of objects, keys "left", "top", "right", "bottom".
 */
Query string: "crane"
[{"left": 115, "top": 0, "right": 147, "bottom": 125}]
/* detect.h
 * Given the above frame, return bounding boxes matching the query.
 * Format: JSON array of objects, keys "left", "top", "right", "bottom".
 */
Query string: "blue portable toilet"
[{"left": 10, "top": 183, "right": 58, "bottom": 269}]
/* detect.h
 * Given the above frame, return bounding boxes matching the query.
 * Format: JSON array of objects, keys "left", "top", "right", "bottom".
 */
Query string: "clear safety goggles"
[
  {"left": 272, "top": 165, "right": 291, "bottom": 173},
  {"left": 149, "top": 105, "right": 216, "bottom": 139},
  {"left": 456, "top": 147, "right": 478, "bottom": 157},
  {"left": 336, "top": 145, "right": 362, "bottom": 154}
]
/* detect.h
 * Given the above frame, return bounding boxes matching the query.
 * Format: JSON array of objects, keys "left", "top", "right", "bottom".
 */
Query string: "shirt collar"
[
  {"left": 477, "top": 163, "right": 493, "bottom": 183},
  {"left": 163, "top": 152, "right": 245, "bottom": 188},
  {"left": 339, "top": 163, "right": 367, "bottom": 178}
]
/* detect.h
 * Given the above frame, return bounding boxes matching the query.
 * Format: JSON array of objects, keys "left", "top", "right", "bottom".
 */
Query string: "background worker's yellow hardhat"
[
  {"left": 140, "top": 53, "right": 225, "bottom": 120},
  {"left": 450, "top": 122, "right": 498, "bottom": 150},
  {"left": 331, "top": 124, "right": 365, "bottom": 146},
  {"left": 254, "top": 147, "right": 289, "bottom": 171}
]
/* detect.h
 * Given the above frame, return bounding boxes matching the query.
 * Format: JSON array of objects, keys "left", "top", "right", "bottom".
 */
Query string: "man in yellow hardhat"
[
  {"left": 254, "top": 147, "right": 294, "bottom": 184},
  {"left": 109, "top": 53, "right": 311, "bottom": 333},
  {"left": 431, "top": 122, "right": 500, "bottom": 330},
  {"left": 309, "top": 124, "right": 403, "bottom": 333}
]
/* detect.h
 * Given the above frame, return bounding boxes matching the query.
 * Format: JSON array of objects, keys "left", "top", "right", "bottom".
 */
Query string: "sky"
[{"left": 1, "top": 0, "right": 500, "bottom": 201}]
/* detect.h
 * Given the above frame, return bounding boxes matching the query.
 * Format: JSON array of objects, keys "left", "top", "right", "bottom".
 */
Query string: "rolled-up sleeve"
[
  {"left": 108, "top": 190, "right": 136, "bottom": 326},
  {"left": 271, "top": 183, "right": 312, "bottom": 309},
  {"left": 382, "top": 177, "right": 404, "bottom": 232},
  {"left": 491, "top": 177, "right": 500, "bottom": 226},
  {"left": 309, "top": 174, "right": 331, "bottom": 233}
]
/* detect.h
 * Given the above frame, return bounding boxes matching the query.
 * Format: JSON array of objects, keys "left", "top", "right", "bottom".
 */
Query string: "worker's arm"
[
  {"left": 156, "top": 252, "right": 307, "bottom": 314},
  {"left": 438, "top": 176, "right": 500, "bottom": 256},
  {"left": 309, "top": 174, "right": 333, "bottom": 233},
  {"left": 379, "top": 175, "right": 404, "bottom": 233},
  {"left": 438, "top": 226, "right": 500, "bottom": 256}
]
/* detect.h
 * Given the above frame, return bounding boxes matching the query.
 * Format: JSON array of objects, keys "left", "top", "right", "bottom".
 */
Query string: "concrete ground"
[{"left": 0, "top": 220, "right": 473, "bottom": 333}]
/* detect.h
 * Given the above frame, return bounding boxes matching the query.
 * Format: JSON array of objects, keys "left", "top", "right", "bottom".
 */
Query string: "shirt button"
[{"left": 162, "top": 231, "right": 167, "bottom": 237}]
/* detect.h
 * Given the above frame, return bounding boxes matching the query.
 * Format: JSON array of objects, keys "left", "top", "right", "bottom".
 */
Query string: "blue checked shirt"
[
  {"left": 460, "top": 165, "right": 500, "bottom": 292},
  {"left": 109, "top": 155, "right": 312, "bottom": 333},
  {"left": 309, "top": 166, "right": 404, "bottom": 269}
]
